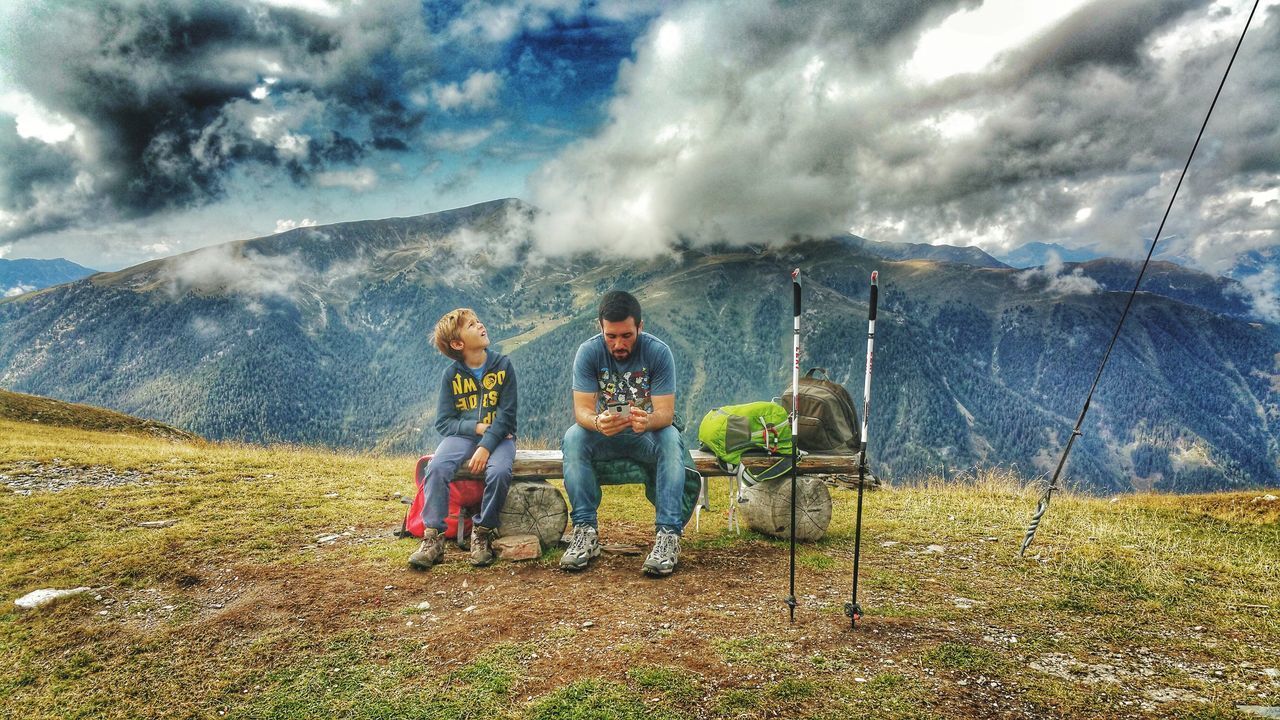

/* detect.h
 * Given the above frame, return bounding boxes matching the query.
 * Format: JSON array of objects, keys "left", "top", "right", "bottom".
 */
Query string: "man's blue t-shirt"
[{"left": 572, "top": 332, "right": 675, "bottom": 412}]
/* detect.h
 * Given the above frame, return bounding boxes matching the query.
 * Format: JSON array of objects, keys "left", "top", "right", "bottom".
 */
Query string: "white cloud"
[
  {"left": 256, "top": 0, "right": 342, "bottom": 18},
  {"left": 1015, "top": 252, "right": 1101, "bottom": 295},
  {"left": 274, "top": 218, "right": 318, "bottom": 234},
  {"left": 0, "top": 243, "right": 11, "bottom": 258},
  {"left": 4, "top": 284, "right": 34, "bottom": 297},
  {"left": 166, "top": 245, "right": 306, "bottom": 298},
  {"left": 141, "top": 242, "right": 173, "bottom": 256},
  {"left": 905, "top": 0, "right": 1094, "bottom": 83},
  {"left": 0, "top": 90, "right": 77, "bottom": 144},
  {"left": 1232, "top": 266, "right": 1280, "bottom": 322},
  {"left": 432, "top": 70, "right": 504, "bottom": 111},
  {"left": 314, "top": 168, "right": 378, "bottom": 191},
  {"left": 427, "top": 125, "right": 501, "bottom": 151},
  {"left": 526, "top": 0, "right": 1280, "bottom": 265}
]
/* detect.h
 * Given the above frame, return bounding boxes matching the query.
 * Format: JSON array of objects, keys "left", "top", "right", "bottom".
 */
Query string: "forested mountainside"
[{"left": 2, "top": 199, "right": 1277, "bottom": 493}]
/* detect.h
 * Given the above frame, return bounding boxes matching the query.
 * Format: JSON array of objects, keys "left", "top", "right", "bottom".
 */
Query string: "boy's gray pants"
[{"left": 421, "top": 435, "right": 515, "bottom": 532}]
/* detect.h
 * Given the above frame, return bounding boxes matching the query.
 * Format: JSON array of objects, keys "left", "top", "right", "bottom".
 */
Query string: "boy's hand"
[
  {"left": 475, "top": 422, "right": 490, "bottom": 436},
  {"left": 467, "top": 446, "right": 490, "bottom": 475},
  {"left": 595, "top": 411, "right": 630, "bottom": 437},
  {"left": 628, "top": 406, "right": 651, "bottom": 434}
]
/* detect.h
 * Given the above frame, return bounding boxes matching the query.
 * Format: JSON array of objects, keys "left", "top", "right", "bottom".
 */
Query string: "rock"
[
  {"left": 1255, "top": 494, "right": 1278, "bottom": 502},
  {"left": 138, "top": 520, "right": 178, "bottom": 528},
  {"left": 16, "top": 587, "right": 91, "bottom": 609},
  {"left": 498, "top": 482, "right": 568, "bottom": 549},
  {"left": 323, "top": 493, "right": 339, "bottom": 499},
  {"left": 416, "top": 601, "right": 432, "bottom": 611},
  {"left": 493, "top": 534, "right": 541, "bottom": 561},
  {"left": 316, "top": 534, "right": 340, "bottom": 543},
  {"left": 923, "top": 544, "right": 946, "bottom": 554},
  {"left": 1236, "top": 707, "right": 1280, "bottom": 718}
]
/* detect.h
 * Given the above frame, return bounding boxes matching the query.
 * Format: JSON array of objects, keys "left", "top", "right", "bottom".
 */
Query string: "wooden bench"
[
  {"left": 446, "top": 449, "right": 860, "bottom": 482},
  {"left": 428, "top": 449, "right": 860, "bottom": 547}
]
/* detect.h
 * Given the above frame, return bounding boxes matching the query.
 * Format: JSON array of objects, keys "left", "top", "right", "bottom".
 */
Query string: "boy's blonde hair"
[{"left": 433, "top": 308, "right": 476, "bottom": 361}]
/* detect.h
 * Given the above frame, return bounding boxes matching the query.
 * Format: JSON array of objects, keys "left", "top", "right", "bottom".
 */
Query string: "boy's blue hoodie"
[{"left": 434, "top": 349, "right": 517, "bottom": 452}]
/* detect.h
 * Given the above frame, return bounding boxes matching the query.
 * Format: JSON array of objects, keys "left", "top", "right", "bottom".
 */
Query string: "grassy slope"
[
  {"left": 0, "top": 389, "right": 198, "bottom": 442},
  {"left": 2, "top": 418, "right": 1278, "bottom": 719}
]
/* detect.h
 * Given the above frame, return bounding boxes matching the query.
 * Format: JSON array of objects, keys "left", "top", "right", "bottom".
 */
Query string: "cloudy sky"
[{"left": 1, "top": 0, "right": 1276, "bottom": 272}]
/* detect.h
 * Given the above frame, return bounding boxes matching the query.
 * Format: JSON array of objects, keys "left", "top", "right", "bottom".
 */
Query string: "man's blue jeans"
[
  {"left": 421, "top": 435, "right": 515, "bottom": 532},
  {"left": 561, "top": 424, "right": 686, "bottom": 534}
]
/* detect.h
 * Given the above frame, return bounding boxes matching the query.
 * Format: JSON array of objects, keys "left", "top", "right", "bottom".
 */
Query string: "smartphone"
[{"left": 609, "top": 403, "right": 632, "bottom": 417}]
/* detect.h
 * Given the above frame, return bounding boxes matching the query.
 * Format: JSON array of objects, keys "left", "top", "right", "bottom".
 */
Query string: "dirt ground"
[{"left": 70, "top": 517, "right": 1270, "bottom": 720}]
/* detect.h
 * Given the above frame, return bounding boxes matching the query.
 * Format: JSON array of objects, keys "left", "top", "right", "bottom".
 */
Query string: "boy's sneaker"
[
  {"left": 559, "top": 525, "right": 600, "bottom": 571},
  {"left": 470, "top": 525, "right": 496, "bottom": 567},
  {"left": 642, "top": 529, "right": 680, "bottom": 576},
  {"left": 408, "top": 529, "right": 445, "bottom": 570}
]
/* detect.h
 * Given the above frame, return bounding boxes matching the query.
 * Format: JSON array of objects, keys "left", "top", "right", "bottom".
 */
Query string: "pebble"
[
  {"left": 923, "top": 544, "right": 946, "bottom": 554},
  {"left": 582, "top": 621, "right": 594, "bottom": 628},
  {"left": 323, "top": 493, "right": 339, "bottom": 499},
  {"left": 462, "top": 605, "right": 476, "bottom": 612},
  {"left": 2, "top": 460, "right": 187, "bottom": 495},
  {"left": 139, "top": 520, "right": 179, "bottom": 528},
  {"left": 316, "top": 534, "right": 340, "bottom": 543},
  {"left": 416, "top": 601, "right": 432, "bottom": 611}
]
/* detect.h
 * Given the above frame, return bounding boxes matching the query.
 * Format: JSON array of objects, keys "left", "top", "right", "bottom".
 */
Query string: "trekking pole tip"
[{"left": 844, "top": 602, "right": 862, "bottom": 628}]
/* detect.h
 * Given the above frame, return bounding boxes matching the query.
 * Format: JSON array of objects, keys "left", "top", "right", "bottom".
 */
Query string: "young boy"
[{"left": 409, "top": 308, "right": 517, "bottom": 569}]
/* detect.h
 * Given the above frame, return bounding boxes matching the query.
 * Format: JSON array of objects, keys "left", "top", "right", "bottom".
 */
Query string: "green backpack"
[{"left": 697, "top": 401, "right": 796, "bottom": 486}]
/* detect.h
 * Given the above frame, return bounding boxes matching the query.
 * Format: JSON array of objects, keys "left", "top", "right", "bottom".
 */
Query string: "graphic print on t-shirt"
[{"left": 597, "top": 366, "right": 653, "bottom": 412}]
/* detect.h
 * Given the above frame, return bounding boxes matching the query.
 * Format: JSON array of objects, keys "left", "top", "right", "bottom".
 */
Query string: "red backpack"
[{"left": 399, "top": 455, "right": 485, "bottom": 540}]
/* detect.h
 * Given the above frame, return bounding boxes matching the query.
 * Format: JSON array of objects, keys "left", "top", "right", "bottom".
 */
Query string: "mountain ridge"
[{"left": 2, "top": 200, "right": 1277, "bottom": 494}]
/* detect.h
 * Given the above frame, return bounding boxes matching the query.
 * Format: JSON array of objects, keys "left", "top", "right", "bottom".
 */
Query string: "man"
[{"left": 560, "top": 290, "right": 687, "bottom": 575}]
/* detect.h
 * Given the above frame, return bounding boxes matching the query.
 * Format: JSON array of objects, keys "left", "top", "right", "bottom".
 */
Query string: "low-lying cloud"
[
  {"left": 1015, "top": 253, "right": 1102, "bottom": 295},
  {"left": 163, "top": 239, "right": 369, "bottom": 304}
]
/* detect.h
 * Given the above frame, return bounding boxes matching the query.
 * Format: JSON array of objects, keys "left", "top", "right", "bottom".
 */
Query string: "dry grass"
[{"left": 2, "top": 421, "right": 1278, "bottom": 719}]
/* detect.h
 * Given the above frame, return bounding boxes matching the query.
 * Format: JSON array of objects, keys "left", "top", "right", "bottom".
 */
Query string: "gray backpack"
[{"left": 779, "top": 368, "right": 860, "bottom": 454}]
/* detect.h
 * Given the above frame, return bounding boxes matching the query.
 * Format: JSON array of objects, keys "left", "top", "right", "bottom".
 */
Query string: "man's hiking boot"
[
  {"left": 642, "top": 529, "right": 680, "bottom": 576},
  {"left": 559, "top": 524, "right": 600, "bottom": 571},
  {"left": 408, "top": 528, "right": 445, "bottom": 570},
  {"left": 470, "top": 525, "right": 496, "bottom": 567}
]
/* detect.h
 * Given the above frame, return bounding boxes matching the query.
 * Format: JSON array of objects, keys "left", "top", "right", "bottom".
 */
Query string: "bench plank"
[{"left": 450, "top": 448, "right": 859, "bottom": 481}]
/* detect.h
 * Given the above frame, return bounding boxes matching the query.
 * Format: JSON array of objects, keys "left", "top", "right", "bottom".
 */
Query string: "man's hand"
[
  {"left": 474, "top": 422, "right": 490, "bottom": 436},
  {"left": 467, "top": 445, "right": 490, "bottom": 475},
  {"left": 628, "top": 406, "right": 651, "bottom": 434},
  {"left": 596, "top": 410, "right": 631, "bottom": 437}
]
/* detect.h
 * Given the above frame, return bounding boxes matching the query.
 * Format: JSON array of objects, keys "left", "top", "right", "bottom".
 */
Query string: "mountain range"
[
  {"left": 2, "top": 199, "right": 1277, "bottom": 494},
  {"left": 0, "top": 257, "right": 97, "bottom": 297},
  {"left": 994, "top": 241, "right": 1104, "bottom": 269}
]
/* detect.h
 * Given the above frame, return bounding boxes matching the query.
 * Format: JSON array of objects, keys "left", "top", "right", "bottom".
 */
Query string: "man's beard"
[{"left": 611, "top": 349, "right": 630, "bottom": 361}]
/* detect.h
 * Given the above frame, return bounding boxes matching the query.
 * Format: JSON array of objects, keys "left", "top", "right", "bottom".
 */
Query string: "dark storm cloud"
[
  {"left": 0, "top": 0, "right": 433, "bottom": 241},
  {"left": 1010, "top": 0, "right": 1202, "bottom": 76}
]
